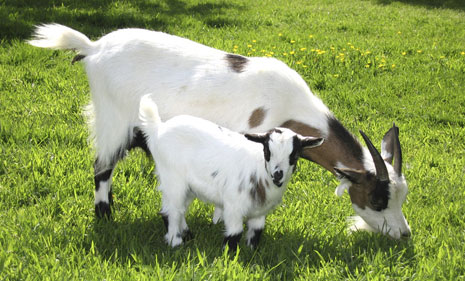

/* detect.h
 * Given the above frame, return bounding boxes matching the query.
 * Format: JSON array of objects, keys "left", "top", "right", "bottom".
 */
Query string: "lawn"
[{"left": 1, "top": 0, "right": 465, "bottom": 279}]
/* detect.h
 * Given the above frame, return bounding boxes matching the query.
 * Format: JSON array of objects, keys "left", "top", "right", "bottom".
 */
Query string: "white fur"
[
  {"left": 139, "top": 95, "right": 322, "bottom": 247},
  {"left": 28, "top": 24, "right": 330, "bottom": 170},
  {"left": 28, "top": 24, "right": 410, "bottom": 239}
]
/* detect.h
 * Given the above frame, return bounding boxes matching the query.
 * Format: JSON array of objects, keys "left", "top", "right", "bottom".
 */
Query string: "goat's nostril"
[
  {"left": 401, "top": 231, "right": 411, "bottom": 239},
  {"left": 273, "top": 170, "right": 283, "bottom": 181}
]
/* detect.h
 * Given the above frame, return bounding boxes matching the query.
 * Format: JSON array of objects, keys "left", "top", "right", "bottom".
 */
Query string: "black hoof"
[
  {"left": 95, "top": 202, "right": 111, "bottom": 219},
  {"left": 183, "top": 229, "right": 194, "bottom": 242},
  {"left": 223, "top": 232, "right": 242, "bottom": 251}
]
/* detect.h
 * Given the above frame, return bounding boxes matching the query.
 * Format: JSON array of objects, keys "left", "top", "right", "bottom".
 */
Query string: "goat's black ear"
[
  {"left": 334, "top": 167, "right": 364, "bottom": 184},
  {"left": 300, "top": 136, "right": 324, "bottom": 149},
  {"left": 245, "top": 133, "right": 268, "bottom": 144}
]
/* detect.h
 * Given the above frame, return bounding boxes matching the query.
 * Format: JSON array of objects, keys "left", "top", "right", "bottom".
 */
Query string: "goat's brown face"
[
  {"left": 335, "top": 124, "right": 411, "bottom": 239},
  {"left": 245, "top": 128, "right": 324, "bottom": 187}
]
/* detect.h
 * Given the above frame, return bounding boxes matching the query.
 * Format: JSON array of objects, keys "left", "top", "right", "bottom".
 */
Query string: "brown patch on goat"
[
  {"left": 250, "top": 177, "right": 267, "bottom": 205},
  {"left": 72, "top": 54, "right": 85, "bottom": 64},
  {"left": 225, "top": 54, "right": 248, "bottom": 73},
  {"left": 248, "top": 107, "right": 267, "bottom": 129},
  {"left": 280, "top": 118, "right": 364, "bottom": 173}
]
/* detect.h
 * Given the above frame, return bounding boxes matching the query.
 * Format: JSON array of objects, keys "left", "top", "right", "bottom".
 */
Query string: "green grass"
[{"left": 1, "top": 0, "right": 465, "bottom": 279}]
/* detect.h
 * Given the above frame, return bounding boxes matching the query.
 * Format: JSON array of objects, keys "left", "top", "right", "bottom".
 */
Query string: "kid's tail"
[
  {"left": 139, "top": 94, "right": 162, "bottom": 136},
  {"left": 28, "top": 23, "right": 95, "bottom": 57}
]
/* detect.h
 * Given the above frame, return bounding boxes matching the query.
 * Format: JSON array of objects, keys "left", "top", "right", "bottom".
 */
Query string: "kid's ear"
[
  {"left": 244, "top": 133, "right": 268, "bottom": 144},
  {"left": 300, "top": 136, "right": 324, "bottom": 149}
]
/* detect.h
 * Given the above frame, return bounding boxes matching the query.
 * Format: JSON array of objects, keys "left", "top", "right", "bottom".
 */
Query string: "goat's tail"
[
  {"left": 28, "top": 24, "right": 95, "bottom": 56},
  {"left": 139, "top": 94, "right": 162, "bottom": 137}
]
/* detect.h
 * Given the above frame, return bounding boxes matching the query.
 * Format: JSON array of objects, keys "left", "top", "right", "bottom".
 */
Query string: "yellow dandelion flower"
[
  {"left": 365, "top": 64, "right": 370, "bottom": 68},
  {"left": 317, "top": 50, "right": 326, "bottom": 55},
  {"left": 252, "top": 40, "right": 257, "bottom": 43},
  {"left": 300, "top": 47, "right": 307, "bottom": 51},
  {"left": 365, "top": 51, "right": 371, "bottom": 55},
  {"left": 270, "top": 51, "right": 274, "bottom": 55},
  {"left": 339, "top": 53, "right": 345, "bottom": 57},
  {"left": 234, "top": 45, "right": 238, "bottom": 49},
  {"left": 391, "top": 64, "right": 396, "bottom": 68},
  {"left": 461, "top": 52, "right": 465, "bottom": 55},
  {"left": 247, "top": 44, "right": 252, "bottom": 48},
  {"left": 283, "top": 52, "right": 288, "bottom": 56},
  {"left": 296, "top": 61, "right": 302, "bottom": 64},
  {"left": 302, "top": 65, "right": 308, "bottom": 68},
  {"left": 330, "top": 46, "right": 335, "bottom": 50},
  {"left": 278, "top": 33, "right": 283, "bottom": 37},
  {"left": 252, "top": 49, "right": 256, "bottom": 52},
  {"left": 290, "top": 40, "right": 296, "bottom": 44},
  {"left": 290, "top": 51, "right": 295, "bottom": 55},
  {"left": 265, "top": 53, "right": 272, "bottom": 57},
  {"left": 309, "top": 35, "right": 313, "bottom": 38},
  {"left": 334, "top": 74, "right": 339, "bottom": 78},
  {"left": 440, "top": 55, "right": 445, "bottom": 59},
  {"left": 247, "top": 52, "right": 252, "bottom": 55},
  {"left": 397, "top": 31, "right": 402, "bottom": 34},
  {"left": 402, "top": 52, "right": 407, "bottom": 56},
  {"left": 417, "top": 50, "right": 423, "bottom": 54}
]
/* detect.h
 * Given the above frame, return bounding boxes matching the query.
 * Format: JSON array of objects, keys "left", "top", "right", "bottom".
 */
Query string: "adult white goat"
[
  {"left": 139, "top": 95, "right": 323, "bottom": 248},
  {"left": 28, "top": 24, "right": 411, "bottom": 239}
]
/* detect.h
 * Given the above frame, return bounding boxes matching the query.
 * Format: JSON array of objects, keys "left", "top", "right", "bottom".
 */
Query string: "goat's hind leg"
[
  {"left": 94, "top": 158, "right": 118, "bottom": 219},
  {"left": 94, "top": 127, "right": 150, "bottom": 219}
]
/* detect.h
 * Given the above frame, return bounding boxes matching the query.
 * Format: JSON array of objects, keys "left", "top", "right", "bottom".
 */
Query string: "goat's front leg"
[
  {"left": 161, "top": 208, "right": 184, "bottom": 247},
  {"left": 222, "top": 206, "right": 243, "bottom": 250},
  {"left": 246, "top": 216, "right": 266, "bottom": 249},
  {"left": 212, "top": 206, "right": 223, "bottom": 224}
]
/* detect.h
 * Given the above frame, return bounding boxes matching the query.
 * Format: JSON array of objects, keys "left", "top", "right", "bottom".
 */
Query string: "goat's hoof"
[
  {"left": 95, "top": 202, "right": 111, "bottom": 219},
  {"left": 182, "top": 229, "right": 194, "bottom": 241},
  {"left": 165, "top": 234, "right": 183, "bottom": 247}
]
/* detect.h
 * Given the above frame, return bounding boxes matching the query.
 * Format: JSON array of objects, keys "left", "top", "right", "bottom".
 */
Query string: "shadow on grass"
[
  {"left": 375, "top": 0, "right": 465, "bottom": 11},
  {"left": 1, "top": 0, "right": 246, "bottom": 40},
  {"left": 87, "top": 214, "right": 415, "bottom": 279}
]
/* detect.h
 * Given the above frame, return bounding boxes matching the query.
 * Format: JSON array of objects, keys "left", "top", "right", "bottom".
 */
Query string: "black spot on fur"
[
  {"left": 160, "top": 213, "right": 169, "bottom": 230},
  {"left": 370, "top": 176, "right": 391, "bottom": 211},
  {"left": 327, "top": 116, "right": 363, "bottom": 162},
  {"left": 94, "top": 169, "right": 112, "bottom": 191},
  {"left": 289, "top": 135, "right": 302, "bottom": 166},
  {"left": 225, "top": 54, "right": 248, "bottom": 73},
  {"left": 263, "top": 140, "right": 271, "bottom": 162},
  {"left": 211, "top": 170, "right": 219, "bottom": 178},
  {"left": 71, "top": 54, "right": 85, "bottom": 64},
  {"left": 223, "top": 232, "right": 242, "bottom": 250},
  {"left": 249, "top": 228, "right": 263, "bottom": 249},
  {"left": 272, "top": 128, "right": 283, "bottom": 134},
  {"left": 129, "top": 127, "right": 150, "bottom": 156}
]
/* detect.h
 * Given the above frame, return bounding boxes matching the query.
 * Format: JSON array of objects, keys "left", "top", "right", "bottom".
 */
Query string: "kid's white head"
[{"left": 245, "top": 128, "right": 324, "bottom": 187}]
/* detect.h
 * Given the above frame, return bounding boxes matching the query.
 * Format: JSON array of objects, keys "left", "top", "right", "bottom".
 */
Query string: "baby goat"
[{"left": 139, "top": 95, "right": 323, "bottom": 249}]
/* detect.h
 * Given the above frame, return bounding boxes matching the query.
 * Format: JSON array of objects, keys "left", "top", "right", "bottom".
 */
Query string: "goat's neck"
[{"left": 281, "top": 116, "right": 365, "bottom": 174}]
